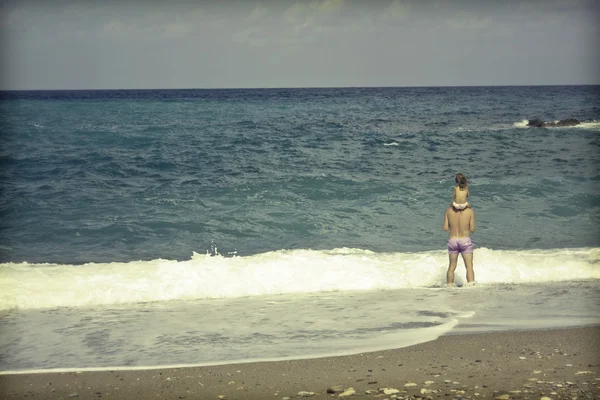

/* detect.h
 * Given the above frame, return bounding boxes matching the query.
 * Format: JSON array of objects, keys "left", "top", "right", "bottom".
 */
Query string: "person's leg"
[
  {"left": 447, "top": 253, "right": 459, "bottom": 285},
  {"left": 461, "top": 253, "right": 474, "bottom": 282}
]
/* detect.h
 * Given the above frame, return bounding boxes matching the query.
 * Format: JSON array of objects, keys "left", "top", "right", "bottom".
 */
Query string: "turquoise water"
[
  {"left": 0, "top": 86, "right": 599, "bottom": 372},
  {"left": 1, "top": 86, "right": 599, "bottom": 263}
]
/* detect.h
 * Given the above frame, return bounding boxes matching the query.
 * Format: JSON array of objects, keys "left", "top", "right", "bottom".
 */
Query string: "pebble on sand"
[
  {"left": 338, "top": 388, "right": 356, "bottom": 397},
  {"left": 297, "top": 391, "right": 316, "bottom": 397},
  {"left": 327, "top": 386, "right": 343, "bottom": 393}
]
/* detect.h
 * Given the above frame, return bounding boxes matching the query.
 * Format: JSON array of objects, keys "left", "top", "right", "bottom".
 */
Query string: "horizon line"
[{"left": 1, "top": 83, "right": 599, "bottom": 92}]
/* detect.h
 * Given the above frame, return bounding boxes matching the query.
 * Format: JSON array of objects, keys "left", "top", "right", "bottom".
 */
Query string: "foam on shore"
[{"left": 1, "top": 247, "right": 598, "bottom": 310}]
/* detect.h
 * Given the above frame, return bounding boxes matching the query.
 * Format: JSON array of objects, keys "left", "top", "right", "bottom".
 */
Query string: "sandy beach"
[{"left": 1, "top": 326, "right": 598, "bottom": 400}]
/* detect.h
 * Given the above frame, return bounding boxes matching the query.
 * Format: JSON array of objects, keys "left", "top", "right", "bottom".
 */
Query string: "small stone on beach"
[
  {"left": 297, "top": 391, "right": 316, "bottom": 397},
  {"left": 327, "top": 386, "right": 343, "bottom": 393},
  {"left": 338, "top": 388, "right": 356, "bottom": 397}
]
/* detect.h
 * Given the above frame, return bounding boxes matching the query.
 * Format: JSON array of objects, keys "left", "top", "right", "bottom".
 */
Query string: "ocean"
[{"left": 0, "top": 86, "right": 599, "bottom": 373}]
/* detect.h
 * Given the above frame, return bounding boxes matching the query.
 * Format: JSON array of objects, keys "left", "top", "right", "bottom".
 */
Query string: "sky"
[{"left": 0, "top": 0, "right": 598, "bottom": 90}]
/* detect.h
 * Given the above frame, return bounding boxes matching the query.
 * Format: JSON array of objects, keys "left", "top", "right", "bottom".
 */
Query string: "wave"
[
  {"left": 513, "top": 119, "right": 529, "bottom": 128},
  {"left": 513, "top": 119, "right": 600, "bottom": 129},
  {"left": 575, "top": 120, "right": 600, "bottom": 129},
  {"left": 1, "top": 247, "right": 598, "bottom": 310}
]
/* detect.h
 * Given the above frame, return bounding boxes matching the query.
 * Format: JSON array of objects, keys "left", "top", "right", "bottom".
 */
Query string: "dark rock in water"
[
  {"left": 527, "top": 118, "right": 544, "bottom": 127},
  {"left": 553, "top": 118, "right": 580, "bottom": 127},
  {"left": 527, "top": 118, "right": 580, "bottom": 127}
]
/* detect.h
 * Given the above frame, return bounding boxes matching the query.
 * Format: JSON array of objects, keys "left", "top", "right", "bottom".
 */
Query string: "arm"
[
  {"left": 452, "top": 186, "right": 456, "bottom": 201},
  {"left": 442, "top": 209, "right": 449, "bottom": 231},
  {"left": 469, "top": 210, "right": 476, "bottom": 233}
]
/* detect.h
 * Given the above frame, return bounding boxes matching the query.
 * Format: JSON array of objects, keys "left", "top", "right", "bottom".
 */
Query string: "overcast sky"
[{"left": 1, "top": 0, "right": 598, "bottom": 90}]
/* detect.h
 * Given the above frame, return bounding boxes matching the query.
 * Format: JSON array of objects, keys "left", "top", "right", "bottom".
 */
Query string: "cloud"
[
  {"left": 284, "top": 0, "right": 344, "bottom": 28},
  {"left": 319, "top": 0, "right": 344, "bottom": 14},
  {"left": 228, "top": 1, "right": 348, "bottom": 47},
  {"left": 247, "top": 3, "right": 269, "bottom": 22},
  {"left": 384, "top": 0, "right": 411, "bottom": 20}
]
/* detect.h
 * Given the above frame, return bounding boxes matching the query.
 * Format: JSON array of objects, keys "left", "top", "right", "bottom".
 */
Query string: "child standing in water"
[{"left": 452, "top": 173, "right": 470, "bottom": 210}]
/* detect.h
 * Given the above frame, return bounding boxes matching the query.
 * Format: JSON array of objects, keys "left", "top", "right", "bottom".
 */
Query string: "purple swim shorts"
[{"left": 447, "top": 237, "right": 474, "bottom": 254}]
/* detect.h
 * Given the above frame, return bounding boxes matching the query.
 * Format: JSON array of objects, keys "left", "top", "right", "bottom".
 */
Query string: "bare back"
[
  {"left": 453, "top": 186, "right": 469, "bottom": 204},
  {"left": 443, "top": 207, "right": 475, "bottom": 238}
]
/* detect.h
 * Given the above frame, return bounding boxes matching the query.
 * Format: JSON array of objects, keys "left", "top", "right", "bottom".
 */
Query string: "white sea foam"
[
  {"left": 573, "top": 120, "right": 600, "bottom": 129},
  {"left": 512, "top": 119, "right": 600, "bottom": 129},
  {"left": 0, "top": 318, "right": 460, "bottom": 375},
  {"left": 513, "top": 119, "right": 529, "bottom": 128},
  {"left": 1, "top": 247, "right": 598, "bottom": 310}
]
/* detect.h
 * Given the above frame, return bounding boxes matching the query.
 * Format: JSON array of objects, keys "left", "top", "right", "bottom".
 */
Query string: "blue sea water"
[{"left": 1, "top": 86, "right": 599, "bottom": 373}]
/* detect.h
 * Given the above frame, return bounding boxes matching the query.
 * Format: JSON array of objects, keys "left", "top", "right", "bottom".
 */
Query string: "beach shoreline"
[{"left": 2, "top": 326, "right": 598, "bottom": 400}]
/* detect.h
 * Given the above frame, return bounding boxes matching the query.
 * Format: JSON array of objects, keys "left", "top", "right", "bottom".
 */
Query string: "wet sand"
[{"left": 1, "top": 326, "right": 599, "bottom": 400}]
